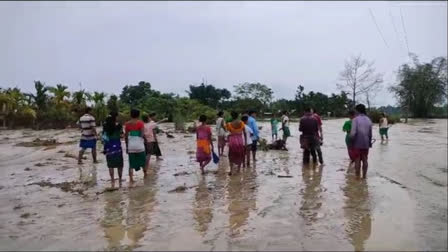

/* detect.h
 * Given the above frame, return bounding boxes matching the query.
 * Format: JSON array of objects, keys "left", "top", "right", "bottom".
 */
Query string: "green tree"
[
  {"left": 390, "top": 55, "right": 447, "bottom": 118},
  {"left": 48, "top": 84, "right": 70, "bottom": 104},
  {"left": 106, "top": 95, "right": 120, "bottom": 115},
  {"left": 91, "top": 92, "right": 108, "bottom": 125},
  {"left": 120, "top": 81, "right": 153, "bottom": 106},
  {"left": 234, "top": 82, "right": 273, "bottom": 112},
  {"left": 187, "top": 83, "right": 231, "bottom": 108}
]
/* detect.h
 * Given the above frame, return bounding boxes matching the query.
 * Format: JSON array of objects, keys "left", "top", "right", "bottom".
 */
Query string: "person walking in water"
[
  {"left": 78, "top": 107, "right": 98, "bottom": 164},
  {"left": 270, "top": 114, "right": 279, "bottom": 142},
  {"left": 350, "top": 104, "right": 373, "bottom": 179},
  {"left": 299, "top": 107, "right": 320, "bottom": 164},
  {"left": 226, "top": 111, "right": 247, "bottom": 175},
  {"left": 247, "top": 110, "right": 259, "bottom": 163},
  {"left": 242, "top": 115, "right": 254, "bottom": 167},
  {"left": 342, "top": 110, "right": 356, "bottom": 163},
  {"left": 216, "top": 111, "right": 227, "bottom": 157},
  {"left": 196, "top": 115, "right": 214, "bottom": 174},
  {"left": 143, "top": 112, "right": 165, "bottom": 170},
  {"left": 125, "top": 109, "right": 147, "bottom": 184},
  {"left": 149, "top": 113, "right": 164, "bottom": 161},
  {"left": 311, "top": 108, "right": 324, "bottom": 164},
  {"left": 102, "top": 112, "right": 124, "bottom": 188},
  {"left": 379, "top": 112, "right": 389, "bottom": 142},
  {"left": 280, "top": 110, "right": 291, "bottom": 144}
]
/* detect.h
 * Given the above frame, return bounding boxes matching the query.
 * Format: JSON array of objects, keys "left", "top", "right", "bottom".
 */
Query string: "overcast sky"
[{"left": 1, "top": 1, "right": 446, "bottom": 106}]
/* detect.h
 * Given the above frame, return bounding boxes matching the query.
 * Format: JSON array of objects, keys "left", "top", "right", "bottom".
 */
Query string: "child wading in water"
[
  {"left": 242, "top": 115, "right": 254, "bottom": 167},
  {"left": 196, "top": 115, "right": 214, "bottom": 174},
  {"left": 379, "top": 112, "right": 389, "bottom": 142},
  {"left": 342, "top": 110, "right": 356, "bottom": 163},
  {"left": 270, "top": 115, "right": 278, "bottom": 142}
]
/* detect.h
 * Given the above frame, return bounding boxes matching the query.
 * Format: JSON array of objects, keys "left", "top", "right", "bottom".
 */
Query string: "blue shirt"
[{"left": 248, "top": 116, "right": 259, "bottom": 140}]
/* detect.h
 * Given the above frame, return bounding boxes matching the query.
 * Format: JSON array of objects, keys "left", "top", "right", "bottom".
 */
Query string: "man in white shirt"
[{"left": 77, "top": 107, "right": 98, "bottom": 164}]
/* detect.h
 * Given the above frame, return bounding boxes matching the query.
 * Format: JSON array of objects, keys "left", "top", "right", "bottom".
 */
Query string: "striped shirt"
[{"left": 78, "top": 114, "right": 97, "bottom": 140}]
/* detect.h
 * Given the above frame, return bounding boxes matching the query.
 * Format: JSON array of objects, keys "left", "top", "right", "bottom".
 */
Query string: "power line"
[
  {"left": 399, "top": 7, "right": 411, "bottom": 56},
  {"left": 389, "top": 9, "right": 404, "bottom": 51},
  {"left": 369, "top": 8, "right": 389, "bottom": 48}
]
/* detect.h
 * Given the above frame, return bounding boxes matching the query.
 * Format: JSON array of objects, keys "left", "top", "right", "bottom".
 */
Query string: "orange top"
[{"left": 226, "top": 121, "right": 245, "bottom": 134}]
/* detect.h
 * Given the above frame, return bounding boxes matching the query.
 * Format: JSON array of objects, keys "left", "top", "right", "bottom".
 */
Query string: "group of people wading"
[{"left": 77, "top": 103, "right": 379, "bottom": 188}]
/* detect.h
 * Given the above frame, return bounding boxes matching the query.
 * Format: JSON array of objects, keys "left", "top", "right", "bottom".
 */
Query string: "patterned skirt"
[{"left": 228, "top": 134, "right": 245, "bottom": 166}]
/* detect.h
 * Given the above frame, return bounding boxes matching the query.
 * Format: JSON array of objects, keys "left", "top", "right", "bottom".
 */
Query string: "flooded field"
[{"left": 0, "top": 119, "right": 446, "bottom": 251}]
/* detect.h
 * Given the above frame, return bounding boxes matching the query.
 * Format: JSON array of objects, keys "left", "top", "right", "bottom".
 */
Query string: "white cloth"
[
  {"left": 282, "top": 115, "right": 290, "bottom": 128},
  {"left": 127, "top": 135, "right": 145, "bottom": 153},
  {"left": 78, "top": 114, "right": 96, "bottom": 140},
  {"left": 244, "top": 125, "right": 253, "bottom": 146},
  {"left": 216, "top": 117, "right": 226, "bottom": 137},
  {"left": 380, "top": 117, "right": 388, "bottom": 128}
]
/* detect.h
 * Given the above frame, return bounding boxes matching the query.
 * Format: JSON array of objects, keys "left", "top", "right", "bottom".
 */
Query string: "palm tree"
[
  {"left": 33, "top": 81, "right": 49, "bottom": 110},
  {"left": 92, "top": 91, "right": 107, "bottom": 125},
  {"left": 49, "top": 84, "right": 70, "bottom": 104}
]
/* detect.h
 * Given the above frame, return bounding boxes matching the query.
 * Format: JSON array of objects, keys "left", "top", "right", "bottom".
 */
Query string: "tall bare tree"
[{"left": 337, "top": 55, "right": 384, "bottom": 108}]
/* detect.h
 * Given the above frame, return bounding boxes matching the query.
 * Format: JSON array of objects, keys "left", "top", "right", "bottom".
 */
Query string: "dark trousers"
[{"left": 302, "top": 136, "right": 319, "bottom": 163}]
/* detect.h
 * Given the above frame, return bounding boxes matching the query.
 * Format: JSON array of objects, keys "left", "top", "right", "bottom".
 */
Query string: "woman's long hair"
[{"left": 103, "top": 112, "right": 118, "bottom": 135}]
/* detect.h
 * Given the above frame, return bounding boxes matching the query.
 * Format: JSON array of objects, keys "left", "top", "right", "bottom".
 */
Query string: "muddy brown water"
[{"left": 0, "top": 119, "right": 446, "bottom": 251}]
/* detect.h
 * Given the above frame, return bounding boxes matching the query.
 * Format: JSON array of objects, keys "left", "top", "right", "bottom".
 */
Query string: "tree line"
[{"left": 0, "top": 55, "right": 446, "bottom": 129}]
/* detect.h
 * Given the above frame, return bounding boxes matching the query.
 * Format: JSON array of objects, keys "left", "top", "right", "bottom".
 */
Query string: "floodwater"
[{"left": 0, "top": 119, "right": 446, "bottom": 251}]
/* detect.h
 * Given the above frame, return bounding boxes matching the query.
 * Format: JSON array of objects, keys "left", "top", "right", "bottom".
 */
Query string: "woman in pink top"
[{"left": 143, "top": 113, "right": 158, "bottom": 172}]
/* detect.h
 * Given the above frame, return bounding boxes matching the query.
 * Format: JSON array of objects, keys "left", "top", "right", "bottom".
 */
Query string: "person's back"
[
  {"left": 299, "top": 114, "right": 318, "bottom": 136},
  {"left": 379, "top": 116, "right": 388, "bottom": 128},
  {"left": 79, "top": 113, "right": 96, "bottom": 140},
  {"left": 351, "top": 114, "right": 372, "bottom": 150}
]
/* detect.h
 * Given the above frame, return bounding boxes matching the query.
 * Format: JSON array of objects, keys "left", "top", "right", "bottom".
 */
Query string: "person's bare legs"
[
  {"left": 229, "top": 163, "right": 234, "bottom": 176},
  {"left": 129, "top": 168, "right": 134, "bottom": 185},
  {"left": 92, "top": 147, "right": 98, "bottom": 163},
  {"left": 354, "top": 158, "right": 361, "bottom": 178},
  {"left": 108, "top": 168, "right": 115, "bottom": 188},
  {"left": 78, "top": 149, "right": 85, "bottom": 164},
  {"left": 117, "top": 167, "right": 123, "bottom": 187},
  {"left": 144, "top": 154, "right": 150, "bottom": 178},
  {"left": 203, "top": 159, "right": 211, "bottom": 174},
  {"left": 361, "top": 155, "right": 368, "bottom": 179},
  {"left": 246, "top": 146, "right": 251, "bottom": 167}
]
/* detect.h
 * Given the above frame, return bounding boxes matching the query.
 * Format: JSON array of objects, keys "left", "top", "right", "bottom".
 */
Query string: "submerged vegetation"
[{"left": 1, "top": 55, "right": 446, "bottom": 129}]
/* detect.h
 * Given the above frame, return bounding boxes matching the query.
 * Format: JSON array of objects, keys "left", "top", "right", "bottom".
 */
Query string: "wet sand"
[{"left": 0, "top": 119, "right": 446, "bottom": 251}]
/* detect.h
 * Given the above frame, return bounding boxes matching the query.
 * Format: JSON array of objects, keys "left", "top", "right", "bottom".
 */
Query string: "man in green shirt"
[{"left": 342, "top": 110, "right": 356, "bottom": 162}]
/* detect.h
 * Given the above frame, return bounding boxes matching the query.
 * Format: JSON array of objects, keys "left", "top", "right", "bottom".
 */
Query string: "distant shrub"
[{"left": 368, "top": 109, "right": 401, "bottom": 124}]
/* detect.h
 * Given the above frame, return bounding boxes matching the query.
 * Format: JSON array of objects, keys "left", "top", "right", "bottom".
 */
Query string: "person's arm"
[
  {"left": 369, "top": 123, "right": 373, "bottom": 148},
  {"left": 221, "top": 119, "right": 227, "bottom": 132},
  {"left": 91, "top": 120, "right": 98, "bottom": 139},
  {"left": 209, "top": 128, "right": 214, "bottom": 151},
  {"left": 299, "top": 119, "right": 303, "bottom": 132},
  {"left": 243, "top": 127, "right": 247, "bottom": 146},
  {"left": 124, "top": 125, "right": 129, "bottom": 153},
  {"left": 252, "top": 120, "right": 259, "bottom": 139},
  {"left": 319, "top": 125, "right": 323, "bottom": 140}
]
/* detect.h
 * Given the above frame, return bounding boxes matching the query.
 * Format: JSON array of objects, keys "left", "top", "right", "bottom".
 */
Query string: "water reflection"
[
  {"left": 342, "top": 175, "right": 372, "bottom": 251},
  {"left": 101, "top": 166, "right": 159, "bottom": 250},
  {"left": 193, "top": 176, "right": 213, "bottom": 235},
  {"left": 102, "top": 191, "right": 125, "bottom": 250},
  {"left": 227, "top": 167, "right": 257, "bottom": 238},
  {"left": 299, "top": 164, "right": 324, "bottom": 225}
]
